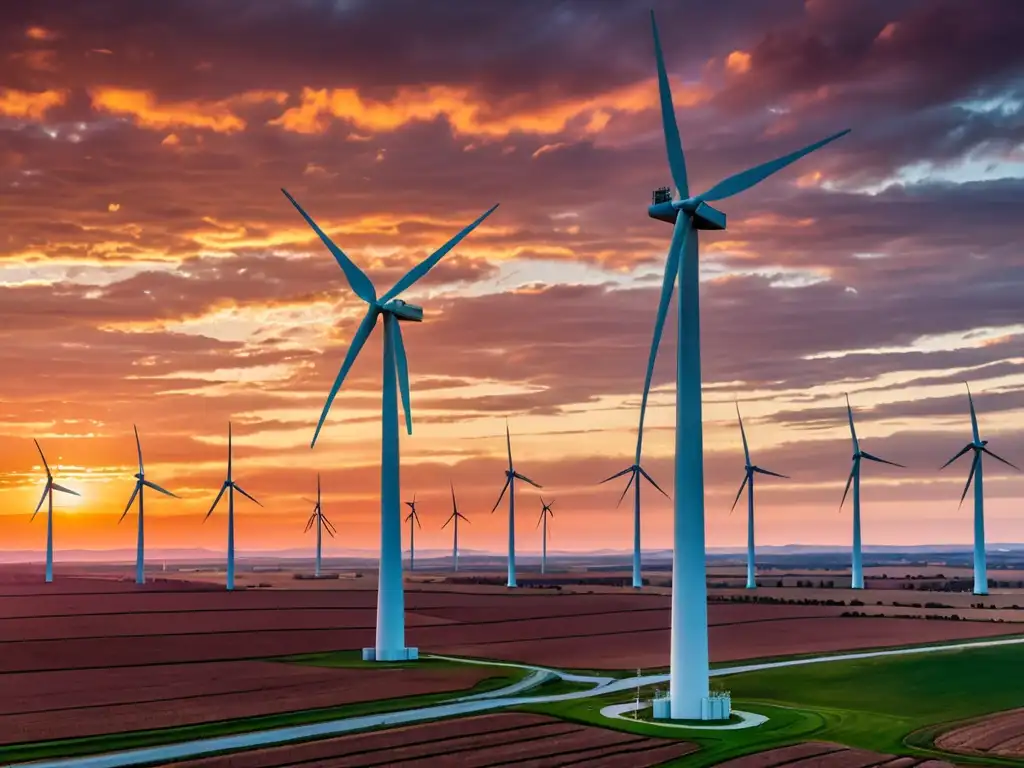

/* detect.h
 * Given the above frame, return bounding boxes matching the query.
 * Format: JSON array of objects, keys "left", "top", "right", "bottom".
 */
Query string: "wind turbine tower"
[
  {"left": 404, "top": 495, "right": 421, "bottom": 571},
  {"left": 537, "top": 498, "right": 555, "bottom": 575},
  {"left": 282, "top": 187, "right": 496, "bottom": 661},
  {"left": 204, "top": 423, "right": 262, "bottom": 591},
  {"left": 304, "top": 473, "right": 336, "bottom": 578},
  {"left": 442, "top": 481, "right": 469, "bottom": 572},
  {"left": 940, "top": 383, "right": 1019, "bottom": 595},
  {"left": 730, "top": 404, "right": 788, "bottom": 589},
  {"left": 491, "top": 422, "right": 541, "bottom": 588},
  {"left": 840, "top": 395, "right": 904, "bottom": 589},
  {"left": 637, "top": 12, "right": 848, "bottom": 719},
  {"left": 119, "top": 426, "right": 179, "bottom": 585},
  {"left": 31, "top": 440, "right": 80, "bottom": 584}
]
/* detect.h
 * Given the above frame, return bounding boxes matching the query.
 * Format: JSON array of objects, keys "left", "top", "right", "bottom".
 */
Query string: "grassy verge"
[
  {"left": 524, "top": 642, "right": 1024, "bottom": 767},
  {"left": 0, "top": 669, "right": 526, "bottom": 765}
]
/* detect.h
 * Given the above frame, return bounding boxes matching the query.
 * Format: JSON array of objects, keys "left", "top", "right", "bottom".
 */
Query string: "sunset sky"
[{"left": 2, "top": 0, "right": 1023, "bottom": 559}]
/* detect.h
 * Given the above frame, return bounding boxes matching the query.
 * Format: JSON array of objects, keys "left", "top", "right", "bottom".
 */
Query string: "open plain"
[{"left": 3, "top": 562, "right": 1024, "bottom": 764}]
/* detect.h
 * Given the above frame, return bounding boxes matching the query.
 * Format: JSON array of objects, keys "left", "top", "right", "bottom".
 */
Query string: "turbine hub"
[{"left": 134, "top": 473, "right": 143, "bottom": 480}]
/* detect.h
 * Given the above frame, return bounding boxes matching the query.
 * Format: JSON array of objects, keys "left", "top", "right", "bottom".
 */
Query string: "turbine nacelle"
[
  {"left": 134, "top": 472, "right": 144, "bottom": 480},
  {"left": 383, "top": 299, "right": 423, "bottom": 323},
  {"left": 647, "top": 196, "right": 726, "bottom": 230}
]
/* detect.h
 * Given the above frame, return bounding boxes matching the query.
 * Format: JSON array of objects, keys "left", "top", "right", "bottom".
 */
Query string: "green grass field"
[{"left": 525, "top": 642, "right": 1024, "bottom": 767}]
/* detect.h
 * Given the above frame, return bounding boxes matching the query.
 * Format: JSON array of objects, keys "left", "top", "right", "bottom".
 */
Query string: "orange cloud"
[
  {"left": 9, "top": 49, "right": 60, "bottom": 72},
  {"left": 269, "top": 78, "right": 711, "bottom": 139},
  {"left": 795, "top": 170, "right": 824, "bottom": 188},
  {"left": 876, "top": 22, "right": 899, "bottom": 43},
  {"left": 0, "top": 88, "right": 67, "bottom": 120},
  {"left": 725, "top": 50, "right": 752, "bottom": 75},
  {"left": 161, "top": 133, "right": 181, "bottom": 146},
  {"left": 25, "top": 26, "right": 58, "bottom": 41},
  {"left": 89, "top": 88, "right": 289, "bottom": 133}
]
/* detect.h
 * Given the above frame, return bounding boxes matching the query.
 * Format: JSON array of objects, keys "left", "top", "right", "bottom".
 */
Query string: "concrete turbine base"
[
  {"left": 362, "top": 647, "right": 419, "bottom": 662},
  {"left": 654, "top": 693, "right": 731, "bottom": 721}
]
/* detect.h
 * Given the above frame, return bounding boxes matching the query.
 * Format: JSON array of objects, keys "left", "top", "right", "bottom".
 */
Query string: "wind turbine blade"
[
  {"left": 34, "top": 439, "right": 51, "bottom": 476},
  {"left": 33, "top": 482, "right": 50, "bottom": 517},
  {"left": 281, "top": 189, "right": 377, "bottom": 303},
  {"left": 844, "top": 393, "right": 859, "bottom": 448},
  {"left": 122, "top": 482, "right": 141, "bottom": 520},
  {"left": 698, "top": 129, "right": 850, "bottom": 203},
  {"left": 233, "top": 484, "right": 262, "bottom": 507},
  {"left": 637, "top": 466, "right": 670, "bottom": 499},
  {"left": 959, "top": 453, "right": 980, "bottom": 509},
  {"left": 536, "top": 510, "right": 543, "bottom": 529},
  {"left": 133, "top": 424, "right": 143, "bottom": 474},
  {"left": 415, "top": 513, "right": 421, "bottom": 529},
  {"left": 736, "top": 402, "right": 751, "bottom": 467},
  {"left": 205, "top": 485, "right": 227, "bottom": 521},
  {"left": 982, "top": 447, "right": 1020, "bottom": 471},
  {"left": 940, "top": 444, "right": 972, "bottom": 470},
  {"left": 513, "top": 471, "right": 542, "bottom": 488},
  {"left": 615, "top": 472, "right": 636, "bottom": 508},
  {"left": 505, "top": 421, "right": 513, "bottom": 471},
  {"left": 322, "top": 516, "right": 337, "bottom": 534},
  {"left": 650, "top": 10, "right": 689, "bottom": 198},
  {"left": 599, "top": 467, "right": 633, "bottom": 484},
  {"left": 753, "top": 467, "right": 789, "bottom": 479},
  {"left": 312, "top": 307, "right": 380, "bottom": 448},
  {"left": 839, "top": 464, "right": 856, "bottom": 511},
  {"left": 304, "top": 515, "right": 315, "bottom": 533},
  {"left": 391, "top": 316, "right": 413, "bottom": 435},
  {"left": 458, "top": 512, "right": 471, "bottom": 524},
  {"left": 442, "top": 512, "right": 454, "bottom": 530},
  {"left": 379, "top": 204, "right": 499, "bottom": 304},
  {"left": 860, "top": 451, "right": 904, "bottom": 468},
  {"left": 324, "top": 526, "right": 336, "bottom": 539},
  {"left": 490, "top": 477, "right": 511, "bottom": 513},
  {"left": 637, "top": 215, "right": 690, "bottom": 448},
  {"left": 966, "top": 382, "right": 981, "bottom": 444},
  {"left": 142, "top": 479, "right": 178, "bottom": 498},
  {"left": 450, "top": 479, "right": 458, "bottom": 512},
  {"left": 51, "top": 483, "right": 79, "bottom": 497},
  {"left": 730, "top": 473, "right": 749, "bottom": 513}
]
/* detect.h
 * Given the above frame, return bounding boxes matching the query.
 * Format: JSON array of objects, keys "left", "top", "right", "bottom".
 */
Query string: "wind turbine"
[
  {"left": 730, "top": 404, "right": 788, "bottom": 590},
  {"left": 304, "top": 473, "right": 336, "bottom": 578},
  {"left": 490, "top": 422, "right": 541, "bottom": 588},
  {"left": 442, "top": 481, "right": 469, "bottom": 572},
  {"left": 599, "top": 423, "right": 669, "bottom": 589},
  {"left": 537, "top": 498, "right": 555, "bottom": 575},
  {"left": 636, "top": 11, "right": 849, "bottom": 719},
  {"left": 119, "top": 426, "right": 179, "bottom": 585},
  {"left": 282, "top": 188, "right": 497, "bottom": 662},
  {"left": 940, "top": 383, "right": 1019, "bottom": 596},
  {"left": 840, "top": 394, "right": 904, "bottom": 590},
  {"left": 203, "top": 423, "right": 262, "bottom": 592},
  {"left": 31, "top": 440, "right": 80, "bottom": 584},
  {"left": 404, "top": 495, "right": 421, "bottom": 571}
]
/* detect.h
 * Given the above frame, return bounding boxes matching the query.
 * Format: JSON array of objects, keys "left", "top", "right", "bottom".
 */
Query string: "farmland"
[{"left": 2, "top": 564, "right": 1024, "bottom": 766}]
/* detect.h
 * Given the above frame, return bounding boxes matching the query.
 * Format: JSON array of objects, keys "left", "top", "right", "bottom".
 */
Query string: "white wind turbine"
[
  {"left": 31, "top": 440, "right": 80, "bottom": 584},
  {"left": 203, "top": 423, "right": 262, "bottom": 591},
  {"left": 119, "top": 425, "right": 179, "bottom": 585}
]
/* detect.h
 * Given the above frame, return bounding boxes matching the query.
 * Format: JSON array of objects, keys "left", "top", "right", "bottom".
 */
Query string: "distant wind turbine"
[
  {"left": 404, "top": 495, "right": 421, "bottom": 571},
  {"left": 203, "top": 423, "right": 262, "bottom": 591},
  {"left": 600, "top": 423, "right": 668, "bottom": 589},
  {"left": 304, "top": 473, "right": 336, "bottom": 578},
  {"left": 635, "top": 11, "right": 849, "bottom": 718},
  {"left": 730, "top": 404, "right": 787, "bottom": 590},
  {"left": 537, "top": 498, "right": 555, "bottom": 575},
  {"left": 282, "top": 186, "right": 496, "bottom": 662},
  {"left": 442, "top": 481, "right": 469, "bottom": 572},
  {"left": 119, "top": 426, "right": 179, "bottom": 585},
  {"left": 490, "top": 421, "right": 541, "bottom": 588},
  {"left": 840, "top": 395, "right": 904, "bottom": 590},
  {"left": 940, "top": 383, "right": 1019, "bottom": 596},
  {"left": 31, "top": 440, "right": 80, "bottom": 584}
]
